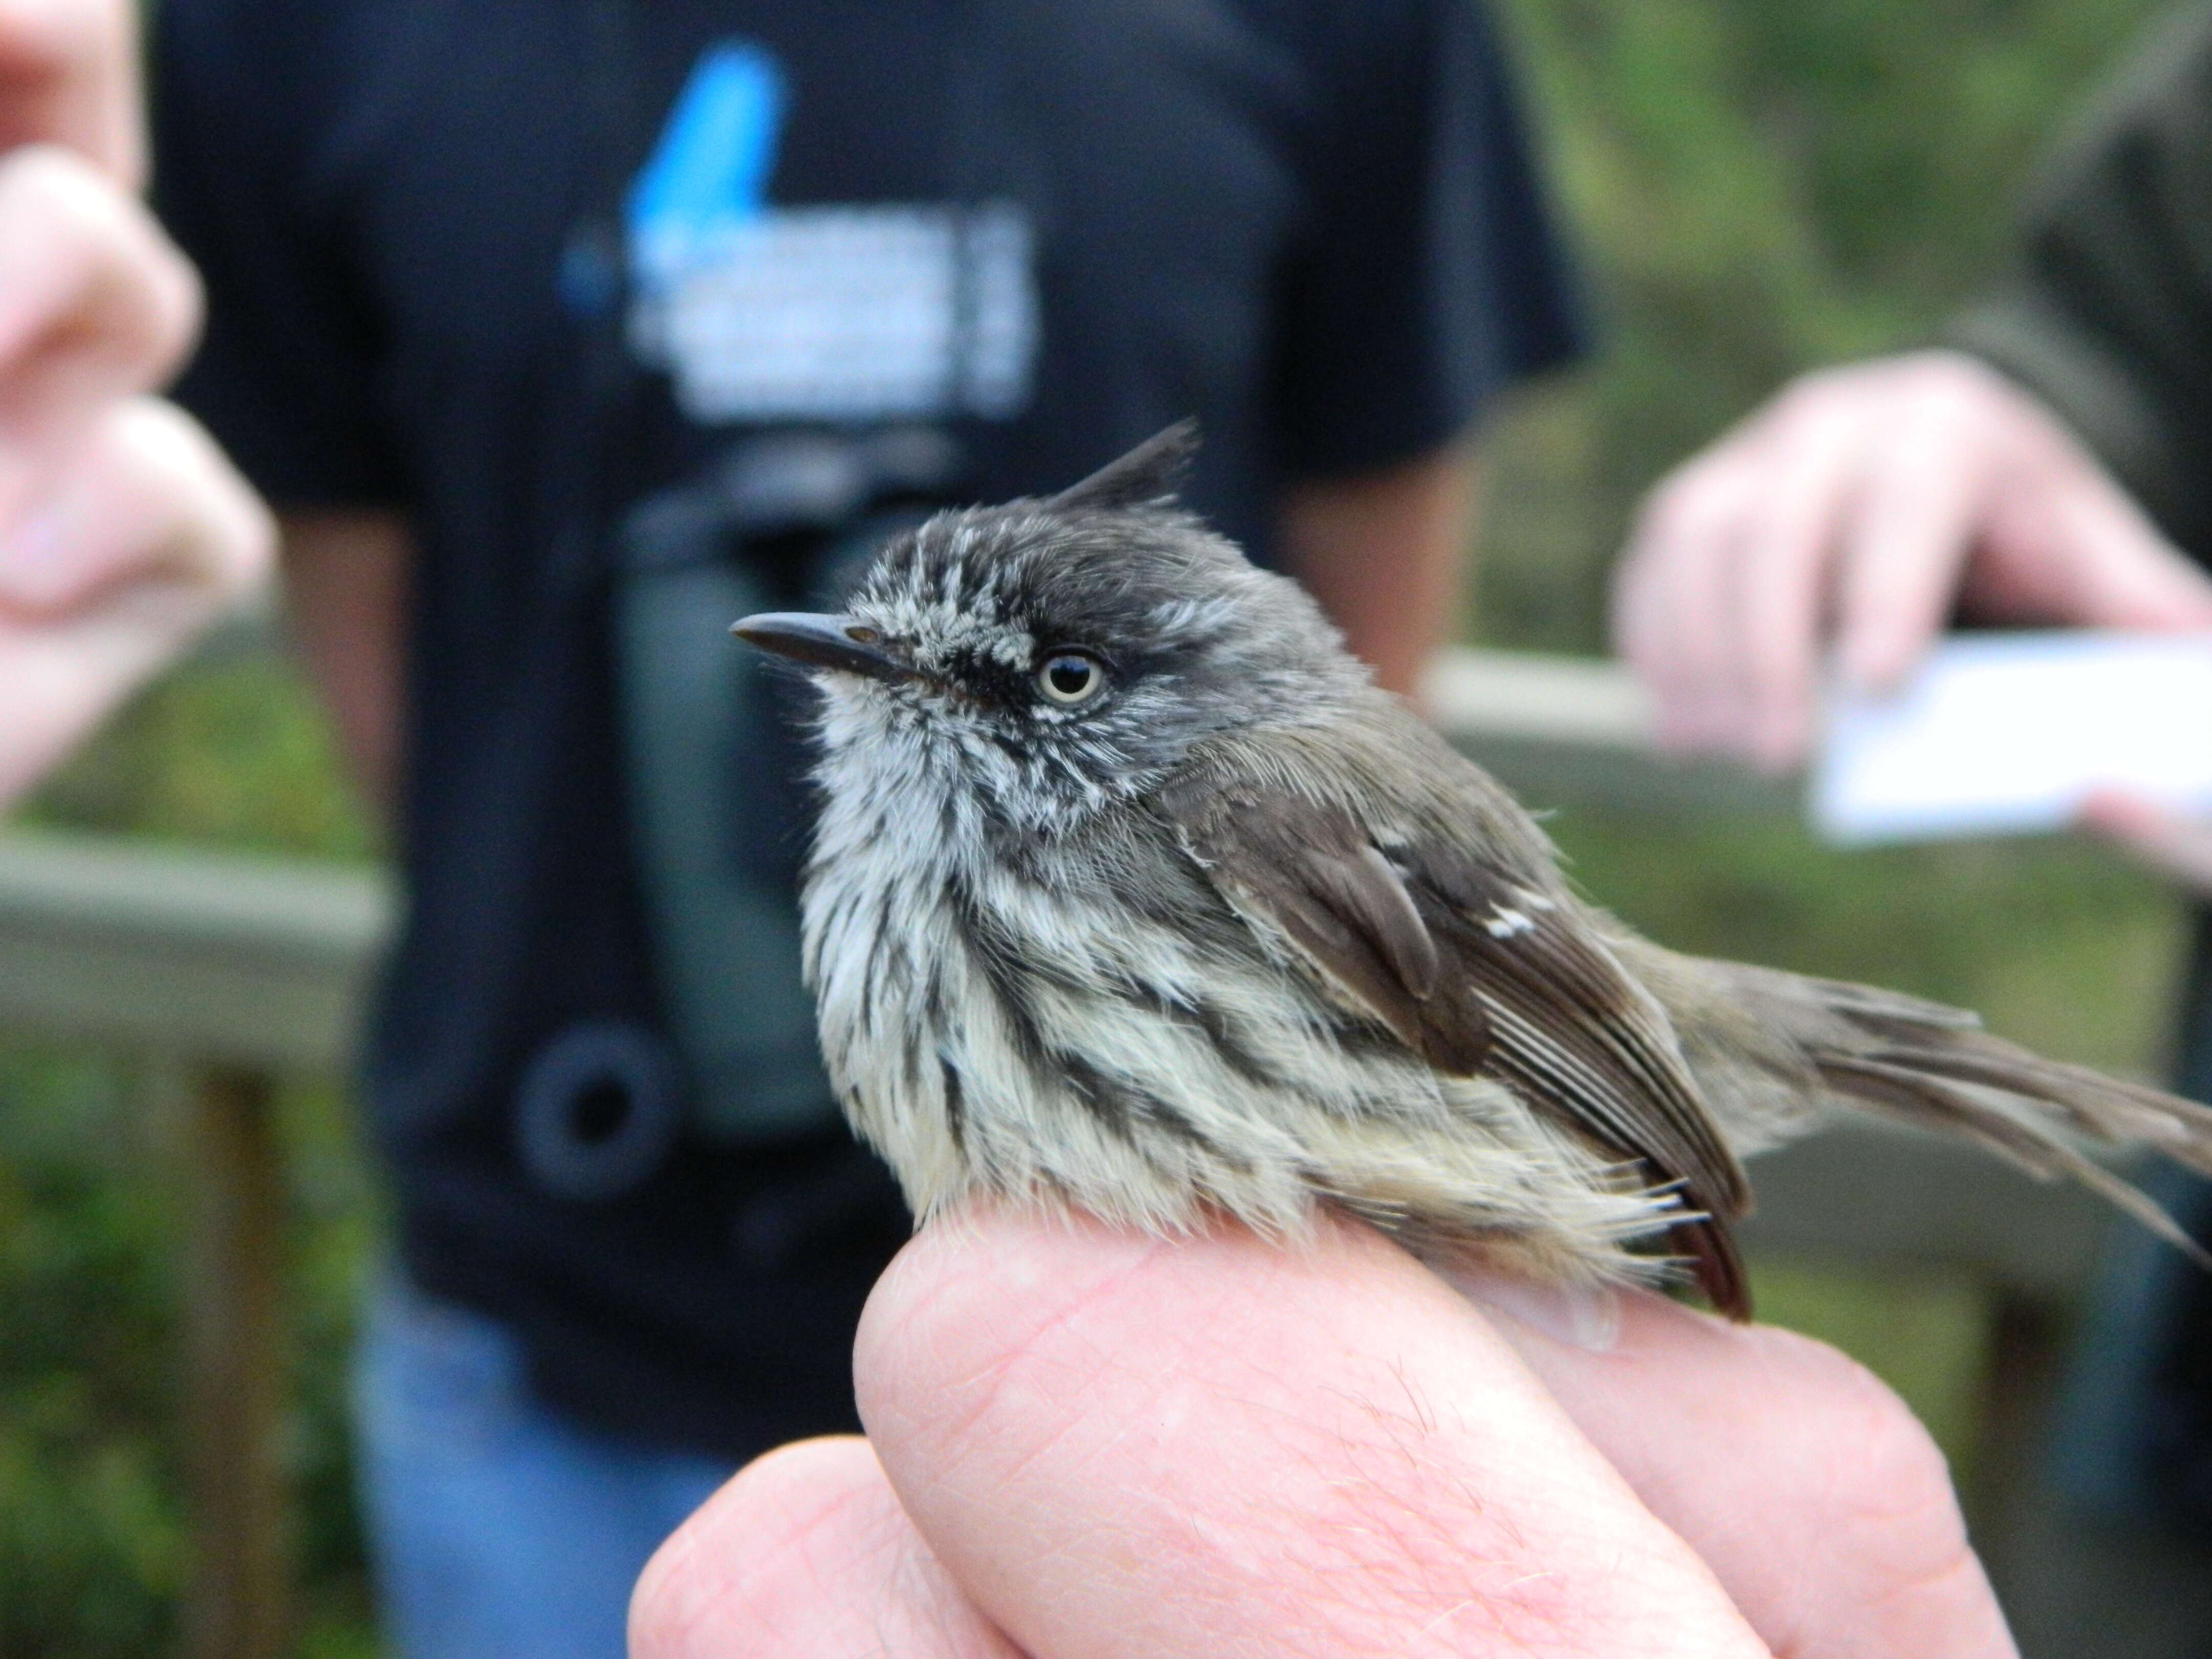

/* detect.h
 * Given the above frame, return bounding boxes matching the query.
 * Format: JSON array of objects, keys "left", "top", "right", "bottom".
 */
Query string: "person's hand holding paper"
[{"left": 1612, "top": 353, "right": 2212, "bottom": 773}]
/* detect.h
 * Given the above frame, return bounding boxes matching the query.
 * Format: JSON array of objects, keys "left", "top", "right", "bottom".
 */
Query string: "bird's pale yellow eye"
[{"left": 1038, "top": 652, "right": 1105, "bottom": 705}]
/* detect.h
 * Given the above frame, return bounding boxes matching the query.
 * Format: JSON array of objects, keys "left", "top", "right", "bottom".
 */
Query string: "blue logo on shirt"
[
  {"left": 628, "top": 41, "right": 785, "bottom": 286},
  {"left": 623, "top": 39, "right": 1037, "bottom": 426}
]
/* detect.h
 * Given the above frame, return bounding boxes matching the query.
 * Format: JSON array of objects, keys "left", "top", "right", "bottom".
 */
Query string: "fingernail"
[{"left": 1449, "top": 1266, "right": 1621, "bottom": 1353}]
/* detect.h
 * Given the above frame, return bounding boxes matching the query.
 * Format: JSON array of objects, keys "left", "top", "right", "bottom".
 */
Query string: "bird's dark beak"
[{"left": 731, "top": 612, "right": 917, "bottom": 683}]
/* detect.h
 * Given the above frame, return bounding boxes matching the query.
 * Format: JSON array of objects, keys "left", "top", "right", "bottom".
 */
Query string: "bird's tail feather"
[
  {"left": 1812, "top": 1049, "right": 2212, "bottom": 1268},
  {"left": 1639, "top": 947, "right": 2212, "bottom": 1269}
]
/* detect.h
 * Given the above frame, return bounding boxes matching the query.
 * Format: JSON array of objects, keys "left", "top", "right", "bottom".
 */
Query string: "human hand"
[
  {"left": 0, "top": 143, "right": 273, "bottom": 806},
  {"left": 1613, "top": 349, "right": 2212, "bottom": 771},
  {"left": 632, "top": 1205, "right": 2013, "bottom": 1658}
]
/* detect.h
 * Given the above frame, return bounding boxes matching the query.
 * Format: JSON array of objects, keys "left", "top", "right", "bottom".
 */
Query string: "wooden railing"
[
  {"left": 0, "top": 647, "right": 2135, "bottom": 1653},
  {"left": 0, "top": 831, "right": 390, "bottom": 1659}
]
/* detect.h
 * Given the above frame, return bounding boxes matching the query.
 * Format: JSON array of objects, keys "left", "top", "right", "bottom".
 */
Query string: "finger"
[
  {"left": 1831, "top": 402, "right": 1984, "bottom": 694},
  {"left": 630, "top": 1437, "right": 1024, "bottom": 1659},
  {"left": 859, "top": 1206, "right": 1768, "bottom": 1659},
  {"left": 1723, "top": 396, "right": 1876, "bottom": 770},
  {"left": 0, "top": 395, "right": 268, "bottom": 609},
  {"left": 0, "top": 398, "right": 273, "bottom": 807},
  {"left": 2079, "top": 789, "right": 2212, "bottom": 895},
  {"left": 1926, "top": 354, "right": 2212, "bottom": 631},
  {"left": 1618, "top": 451, "right": 1763, "bottom": 755},
  {"left": 0, "top": 144, "right": 200, "bottom": 504},
  {"left": 0, "top": 0, "right": 140, "bottom": 185},
  {"left": 2008, "top": 475, "right": 2212, "bottom": 631},
  {"left": 1466, "top": 1278, "right": 2015, "bottom": 1659}
]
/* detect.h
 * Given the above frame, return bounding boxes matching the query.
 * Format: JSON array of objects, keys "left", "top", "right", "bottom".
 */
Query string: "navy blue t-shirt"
[{"left": 154, "top": 0, "right": 1582, "bottom": 1458}]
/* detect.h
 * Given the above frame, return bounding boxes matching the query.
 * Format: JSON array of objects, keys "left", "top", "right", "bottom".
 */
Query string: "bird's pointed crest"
[{"left": 1050, "top": 420, "right": 1200, "bottom": 514}]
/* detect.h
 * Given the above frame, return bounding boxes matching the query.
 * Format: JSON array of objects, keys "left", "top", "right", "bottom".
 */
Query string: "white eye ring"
[{"left": 1037, "top": 651, "right": 1106, "bottom": 706}]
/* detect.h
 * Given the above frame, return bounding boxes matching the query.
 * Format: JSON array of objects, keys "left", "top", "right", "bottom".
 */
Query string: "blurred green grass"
[{"left": 3, "top": 0, "right": 2199, "bottom": 1648}]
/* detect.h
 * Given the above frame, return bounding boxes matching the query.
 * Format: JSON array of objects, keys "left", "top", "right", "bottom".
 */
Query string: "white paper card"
[{"left": 1809, "top": 632, "right": 2212, "bottom": 845}]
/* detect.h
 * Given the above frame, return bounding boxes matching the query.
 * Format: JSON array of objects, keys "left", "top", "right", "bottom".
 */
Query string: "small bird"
[{"left": 737, "top": 422, "right": 2212, "bottom": 1318}]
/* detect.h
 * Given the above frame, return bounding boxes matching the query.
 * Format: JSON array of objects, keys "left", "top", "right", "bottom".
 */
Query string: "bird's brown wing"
[{"left": 1155, "top": 760, "right": 1753, "bottom": 1316}]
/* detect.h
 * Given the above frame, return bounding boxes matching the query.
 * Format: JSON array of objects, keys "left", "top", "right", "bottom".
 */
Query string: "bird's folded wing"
[{"left": 1153, "top": 755, "right": 1751, "bottom": 1228}]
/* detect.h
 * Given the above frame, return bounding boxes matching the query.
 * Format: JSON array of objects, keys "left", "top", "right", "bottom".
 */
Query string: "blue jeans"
[{"left": 353, "top": 1276, "right": 737, "bottom": 1659}]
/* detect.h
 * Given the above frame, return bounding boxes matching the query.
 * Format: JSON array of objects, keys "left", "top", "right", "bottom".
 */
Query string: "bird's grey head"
[{"left": 736, "top": 422, "right": 1366, "bottom": 832}]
